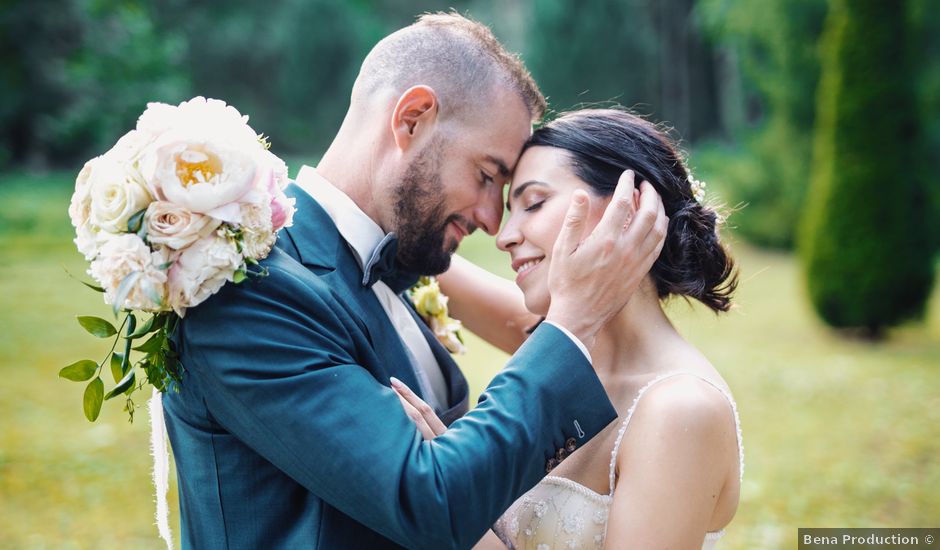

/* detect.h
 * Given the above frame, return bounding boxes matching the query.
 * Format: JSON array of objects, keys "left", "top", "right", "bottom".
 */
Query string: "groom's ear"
[{"left": 391, "top": 85, "right": 439, "bottom": 151}]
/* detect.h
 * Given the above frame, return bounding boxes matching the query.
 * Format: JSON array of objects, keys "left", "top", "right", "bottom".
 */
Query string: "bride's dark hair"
[{"left": 526, "top": 108, "right": 737, "bottom": 312}]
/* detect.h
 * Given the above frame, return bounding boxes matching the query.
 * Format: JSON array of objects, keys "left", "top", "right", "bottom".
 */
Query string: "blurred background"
[{"left": 1, "top": 0, "right": 938, "bottom": 548}]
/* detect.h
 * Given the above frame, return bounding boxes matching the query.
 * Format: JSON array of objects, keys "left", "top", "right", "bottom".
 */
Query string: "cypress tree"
[{"left": 800, "top": 0, "right": 934, "bottom": 337}]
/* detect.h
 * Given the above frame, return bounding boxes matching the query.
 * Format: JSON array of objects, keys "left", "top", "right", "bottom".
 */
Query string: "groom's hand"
[{"left": 544, "top": 170, "right": 667, "bottom": 351}]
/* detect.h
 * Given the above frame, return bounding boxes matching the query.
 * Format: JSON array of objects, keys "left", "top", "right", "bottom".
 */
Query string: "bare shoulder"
[{"left": 617, "top": 374, "right": 737, "bottom": 468}]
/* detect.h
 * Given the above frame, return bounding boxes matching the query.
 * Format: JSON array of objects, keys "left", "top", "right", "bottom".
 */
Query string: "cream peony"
[
  {"left": 141, "top": 140, "right": 257, "bottom": 216},
  {"left": 145, "top": 201, "right": 221, "bottom": 250},
  {"left": 166, "top": 232, "right": 242, "bottom": 315},
  {"left": 88, "top": 156, "right": 153, "bottom": 233},
  {"left": 88, "top": 233, "right": 167, "bottom": 310},
  {"left": 138, "top": 97, "right": 258, "bottom": 148}
]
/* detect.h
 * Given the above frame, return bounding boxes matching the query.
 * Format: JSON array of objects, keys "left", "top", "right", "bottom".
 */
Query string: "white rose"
[
  {"left": 88, "top": 234, "right": 167, "bottom": 311},
  {"left": 238, "top": 201, "right": 277, "bottom": 260},
  {"left": 140, "top": 139, "right": 257, "bottom": 216},
  {"left": 145, "top": 201, "right": 221, "bottom": 250},
  {"left": 166, "top": 232, "right": 242, "bottom": 315},
  {"left": 89, "top": 156, "right": 153, "bottom": 233},
  {"left": 70, "top": 159, "right": 101, "bottom": 260}
]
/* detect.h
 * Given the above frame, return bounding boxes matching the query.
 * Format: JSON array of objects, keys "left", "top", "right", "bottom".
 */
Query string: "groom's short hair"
[{"left": 353, "top": 12, "right": 546, "bottom": 122}]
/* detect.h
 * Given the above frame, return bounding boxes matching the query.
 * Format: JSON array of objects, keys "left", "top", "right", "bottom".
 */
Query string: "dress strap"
[{"left": 608, "top": 372, "right": 744, "bottom": 496}]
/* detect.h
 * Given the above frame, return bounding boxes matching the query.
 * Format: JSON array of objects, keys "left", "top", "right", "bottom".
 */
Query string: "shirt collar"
[{"left": 294, "top": 165, "right": 384, "bottom": 271}]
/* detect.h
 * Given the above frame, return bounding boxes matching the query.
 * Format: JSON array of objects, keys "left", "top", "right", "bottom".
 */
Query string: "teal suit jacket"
[{"left": 163, "top": 184, "right": 618, "bottom": 549}]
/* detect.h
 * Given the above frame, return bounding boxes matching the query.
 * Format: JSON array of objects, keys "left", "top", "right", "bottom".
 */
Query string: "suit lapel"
[
  {"left": 399, "top": 295, "right": 469, "bottom": 426},
  {"left": 279, "top": 184, "right": 426, "bottom": 396}
]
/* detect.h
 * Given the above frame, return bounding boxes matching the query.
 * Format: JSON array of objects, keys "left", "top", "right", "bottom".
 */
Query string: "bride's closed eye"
[{"left": 524, "top": 199, "right": 545, "bottom": 212}]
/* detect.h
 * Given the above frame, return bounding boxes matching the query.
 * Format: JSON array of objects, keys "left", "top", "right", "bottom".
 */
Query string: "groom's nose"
[{"left": 471, "top": 182, "right": 504, "bottom": 236}]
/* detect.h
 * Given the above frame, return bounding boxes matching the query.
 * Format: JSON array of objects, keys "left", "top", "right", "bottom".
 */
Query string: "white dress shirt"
[{"left": 295, "top": 166, "right": 449, "bottom": 412}]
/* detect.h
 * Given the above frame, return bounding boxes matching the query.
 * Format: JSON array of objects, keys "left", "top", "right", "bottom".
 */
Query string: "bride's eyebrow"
[{"left": 505, "top": 180, "right": 549, "bottom": 211}]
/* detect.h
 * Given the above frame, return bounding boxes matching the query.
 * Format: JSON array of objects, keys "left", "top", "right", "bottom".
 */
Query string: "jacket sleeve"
[{"left": 176, "top": 262, "right": 617, "bottom": 550}]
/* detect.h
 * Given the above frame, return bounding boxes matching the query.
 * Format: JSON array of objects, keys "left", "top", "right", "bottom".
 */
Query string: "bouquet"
[{"left": 62, "top": 97, "right": 296, "bottom": 422}]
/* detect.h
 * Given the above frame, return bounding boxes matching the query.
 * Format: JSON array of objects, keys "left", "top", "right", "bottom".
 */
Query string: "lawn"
[{"left": 1, "top": 169, "right": 937, "bottom": 549}]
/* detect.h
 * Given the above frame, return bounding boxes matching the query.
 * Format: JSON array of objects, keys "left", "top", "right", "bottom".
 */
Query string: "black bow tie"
[{"left": 362, "top": 233, "right": 421, "bottom": 294}]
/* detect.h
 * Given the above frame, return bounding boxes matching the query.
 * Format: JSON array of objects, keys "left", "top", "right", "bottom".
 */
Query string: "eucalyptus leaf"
[
  {"left": 112, "top": 271, "right": 142, "bottom": 317},
  {"left": 60, "top": 360, "right": 97, "bottom": 382},
  {"left": 143, "top": 281, "right": 162, "bottom": 307},
  {"left": 63, "top": 267, "right": 105, "bottom": 293},
  {"left": 110, "top": 352, "right": 125, "bottom": 382},
  {"left": 77, "top": 316, "right": 117, "bottom": 338},
  {"left": 128, "top": 316, "right": 155, "bottom": 339},
  {"left": 105, "top": 369, "right": 135, "bottom": 400},
  {"left": 133, "top": 333, "right": 165, "bottom": 354},
  {"left": 83, "top": 377, "right": 104, "bottom": 422},
  {"left": 81, "top": 280, "right": 106, "bottom": 293},
  {"left": 127, "top": 208, "right": 147, "bottom": 233}
]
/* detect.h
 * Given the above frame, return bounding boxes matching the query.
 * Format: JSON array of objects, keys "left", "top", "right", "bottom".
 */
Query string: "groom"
[{"left": 163, "top": 12, "right": 667, "bottom": 550}]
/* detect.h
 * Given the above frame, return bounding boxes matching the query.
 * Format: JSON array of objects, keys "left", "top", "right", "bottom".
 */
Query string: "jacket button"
[
  {"left": 556, "top": 448, "right": 568, "bottom": 461},
  {"left": 545, "top": 457, "right": 559, "bottom": 473},
  {"left": 565, "top": 437, "right": 577, "bottom": 453}
]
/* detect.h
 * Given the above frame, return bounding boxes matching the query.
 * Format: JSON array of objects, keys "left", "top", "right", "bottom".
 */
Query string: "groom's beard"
[{"left": 393, "top": 139, "right": 462, "bottom": 275}]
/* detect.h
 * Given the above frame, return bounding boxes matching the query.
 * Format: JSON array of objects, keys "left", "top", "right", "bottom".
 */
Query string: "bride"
[{"left": 393, "top": 108, "right": 742, "bottom": 549}]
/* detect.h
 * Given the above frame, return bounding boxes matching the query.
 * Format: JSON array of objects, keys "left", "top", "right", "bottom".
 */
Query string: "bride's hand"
[{"left": 390, "top": 377, "right": 446, "bottom": 440}]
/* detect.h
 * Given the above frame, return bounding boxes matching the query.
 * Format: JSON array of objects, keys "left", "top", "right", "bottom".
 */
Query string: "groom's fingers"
[
  {"left": 597, "top": 169, "right": 638, "bottom": 235},
  {"left": 555, "top": 190, "right": 590, "bottom": 257},
  {"left": 626, "top": 181, "right": 667, "bottom": 258}
]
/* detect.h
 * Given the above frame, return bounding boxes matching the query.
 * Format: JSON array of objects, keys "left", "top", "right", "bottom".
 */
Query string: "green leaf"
[
  {"left": 63, "top": 267, "right": 105, "bottom": 293},
  {"left": 60, "top": 360, "right": 97, "bottom": 382},
  {"left": 112, "top": 271, "right": 141, "bottom": 317},
  {"left": 110, "top": 352, "right": 125, "bottom": 383},
  {"left": 143, "top": 281, "right": 162, "bottom": 307},
  {"left": 105, "top": 369, "right": 136, "bottom": 401},
  {"left": 128, "top": 316, "right": 155, "bottom": 339},
  {"left": 233, "top": 269, "right": 247, "bottom": 284},
  {"left": 133, "top": 333, "right": 165, "bottom": 354},
  {"left": 77, "top": 316, "right": 117, "bottom": 338},
  {"left": 81, "top": 280, "right": 106, "bottom": 293},
  {"left": 127, "top": 208, "right": 147, "bottom": 233},
  {"left": 84, "top": 377, "right": 104, "bottom": 422}
]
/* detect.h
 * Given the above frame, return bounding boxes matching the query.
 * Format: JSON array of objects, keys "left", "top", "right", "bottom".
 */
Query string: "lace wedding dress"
[{"left": 493, "top": 372, "right": 744, "bottom": 550}]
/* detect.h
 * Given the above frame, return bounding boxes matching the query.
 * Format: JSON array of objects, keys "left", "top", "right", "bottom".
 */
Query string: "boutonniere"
[{"left": 408, "top": 276, "right": 466, "bottom": 354}]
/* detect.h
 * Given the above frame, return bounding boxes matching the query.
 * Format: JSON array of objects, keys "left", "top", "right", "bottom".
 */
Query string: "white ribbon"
[{"left": 149, "top": 388, "right": 174, "bottom": 549}]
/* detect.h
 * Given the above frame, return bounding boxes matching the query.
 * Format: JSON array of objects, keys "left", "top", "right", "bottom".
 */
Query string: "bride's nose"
[{"left": 496, "top": 215, "right": 522, "bottom": 251}]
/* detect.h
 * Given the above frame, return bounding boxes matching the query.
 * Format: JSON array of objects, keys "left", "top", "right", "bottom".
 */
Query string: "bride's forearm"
[{"left": 438, "top": 254, "right": 539, "bottom": 355}]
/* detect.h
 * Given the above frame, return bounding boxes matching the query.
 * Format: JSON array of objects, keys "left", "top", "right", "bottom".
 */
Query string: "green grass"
[{"left": 1, "top": 170, "right": 937, "bottom": 549}]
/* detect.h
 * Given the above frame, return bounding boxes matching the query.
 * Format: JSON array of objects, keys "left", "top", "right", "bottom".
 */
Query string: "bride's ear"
[{"left": 390, "top": 85, "right": 439, "bottom": 152}]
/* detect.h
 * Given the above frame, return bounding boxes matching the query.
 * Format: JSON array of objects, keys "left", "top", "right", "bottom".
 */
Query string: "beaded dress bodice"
[{"left": 493, "top": 372, "right": 743, "bottom": 550}]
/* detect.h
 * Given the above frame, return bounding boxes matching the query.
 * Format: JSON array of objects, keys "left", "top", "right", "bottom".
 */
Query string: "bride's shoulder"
[
  {"left": 616, "top": 373, "right": 737, "bottom": 470},
  {"left": 637, "top": 374, "right": 733, "bottom": 430}
]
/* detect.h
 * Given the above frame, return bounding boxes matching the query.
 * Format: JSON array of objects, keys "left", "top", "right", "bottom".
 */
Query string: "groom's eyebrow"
[{"left": 486, "top": 155, "right": 511, "bottom": 178}]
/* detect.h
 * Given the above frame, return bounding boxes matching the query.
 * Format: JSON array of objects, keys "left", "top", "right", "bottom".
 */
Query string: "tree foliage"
[
  {"left": 799, "top": 0, "right": 933, "bottom": 336},
  {"left": 697, "top": 0, "right": 827, "bottom": 249}
]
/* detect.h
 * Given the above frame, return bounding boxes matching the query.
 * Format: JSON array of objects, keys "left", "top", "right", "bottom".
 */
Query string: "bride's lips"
[{"left": 512, "top": 256, "right": 544, "bottom": 284}]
